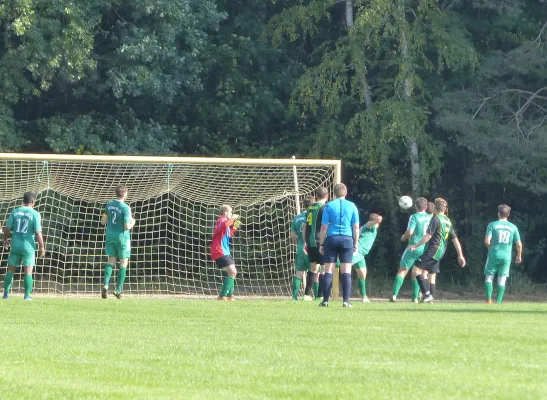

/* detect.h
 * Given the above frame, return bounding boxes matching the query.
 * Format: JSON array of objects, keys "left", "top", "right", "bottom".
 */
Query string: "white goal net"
[{"left": 0, "top": 154, "right": 339, "bottom": 297}]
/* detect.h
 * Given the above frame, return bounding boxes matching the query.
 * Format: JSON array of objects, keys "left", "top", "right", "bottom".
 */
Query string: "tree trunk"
[
  {"left": 345, "top": 0, "right": 373, "bottom": 109},
  {"left": 399, "top": 1, "right": 420, "bottom": 196}
]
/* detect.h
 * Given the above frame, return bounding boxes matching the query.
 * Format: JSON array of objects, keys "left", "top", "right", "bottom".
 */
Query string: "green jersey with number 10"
[
  {"left": 407, "top": 211, "right": 431, "bottom": 250},
  {"left": 486, "top": 220, "right": 520, "bottom": 260}
]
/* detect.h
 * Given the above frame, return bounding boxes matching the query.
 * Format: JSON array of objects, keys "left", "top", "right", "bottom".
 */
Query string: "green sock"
[
  {"left": 292, "top": 276, "right": 302, "bottom": 300},
  {"left": 412, "top": 279, "right": 420, "bottom": 301},
  {"left": 496, "top": 285, "right": 506, "bottom": 304},
  {"left": 3, "top": 272, "right": 14, "bottom": 294},
  {"left": 227, "top": 279, "right": 235, "bottom": 297},
  {"left": 23, "top": 274, "right": 33, "bottom": 298},
  {"left": 485, "top": 282, "right": 493, "bottom": 301},
  {"left": 358, "top": 278, "right": 366, "bottom": 297},
  {"left": 220, "top": 276, "right": 234, "bottom": 297},
  {"left": 313, "top": 281, "right": 319, "bottom": 298},
  {"left": 392, "top": 275, "right": 404, "bottom": 296},
  {"left": 103, "top": 264, "right": 114, "bottom": 287},
  {"left": 116, "top": 267, "right": 127, "bottom": 293}
]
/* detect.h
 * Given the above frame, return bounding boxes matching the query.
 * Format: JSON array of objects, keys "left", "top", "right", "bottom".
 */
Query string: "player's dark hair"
[
  {"left": 426, "top": 202, "right": 435, "bottom": 215},
  {"left": 415, "top": 197, "right": 428, "bottom": 212},
  {"left": 434, "top": 198, "right": 447, "bottom": 212},
  {"left": 333, "top": 183, "right": 347, "bottom": 198},
  {"left": 303, "top": 195, "right": 315, "bottom": 209},
  {"left": 23, "top": 192, "right": 36, "bottom": 205},
  {"left": 498, "top": 204, "right": 511, "bottom": 218},
  {"left": 369, "top": 213, "right": 381, "bottom": 223},
  {"left": 116, "top": 185, "right": 128, "bottom": 198},
  {"left": 315, "top": 187, "right": 329, "bottom": 200}
]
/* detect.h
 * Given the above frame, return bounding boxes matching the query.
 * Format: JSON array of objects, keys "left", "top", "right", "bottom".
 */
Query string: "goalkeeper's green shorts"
[
  {"left": 105, "top": 238, "right": 131, "bottom": 259},
  {"left": 8, "top": 248, "right": 35, "bottom": 267},
  {"left": 295, "top": 252, "right": 311, "bottom": 272}
]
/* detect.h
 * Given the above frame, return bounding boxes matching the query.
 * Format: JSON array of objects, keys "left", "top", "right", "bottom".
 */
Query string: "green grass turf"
[{"left": 1, "top": 298, "right": 546, "bottom": 399}]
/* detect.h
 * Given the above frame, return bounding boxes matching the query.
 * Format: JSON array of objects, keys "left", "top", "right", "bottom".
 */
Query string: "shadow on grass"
[{"left": 379, "top": 308, "right": 547, "bottom": 315}]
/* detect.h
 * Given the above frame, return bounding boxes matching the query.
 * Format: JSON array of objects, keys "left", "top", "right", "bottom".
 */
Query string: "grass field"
[{"left": 1, "top": 298, "right": 546, "bottom": 399}]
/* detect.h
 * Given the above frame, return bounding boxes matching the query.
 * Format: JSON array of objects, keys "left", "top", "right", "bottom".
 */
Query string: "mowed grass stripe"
[{"left": 1, "top": 299, "right": 546, "bottom": 399}]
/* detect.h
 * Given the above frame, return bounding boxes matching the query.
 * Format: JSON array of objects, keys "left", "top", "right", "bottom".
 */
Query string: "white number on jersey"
[
  {"left": 498, "top": 230, "right": 511, "bottom": 244},
  {"left": 112, "top": 213, "right": 117, "bottom": 224},
  {"left": 15, "top": 219, "right": 29, "bottom": 233}
]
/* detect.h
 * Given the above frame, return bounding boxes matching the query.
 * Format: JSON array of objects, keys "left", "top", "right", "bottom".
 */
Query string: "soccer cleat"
[
  {"left": 226, "top": 296, "right": 236, "bottom": 301},
  {"left": 318, "top": 301, "right": 328, "bottom": 307},
  {"left": 422, "top": 294, "right": 434, "bottom": 303},
  {"left": 362, "top": 297, "right": 370, "bottom": 303},
  {"left": 343, "top": 302, "right": 353, "bottom": 308},
  {"left": 412, "top": 298, "right": 419, "bottom": 303},
  {"left": 24, "top": 296, "right": 33, "bottom": 301},
  {"left": 217, "top": 296, "right": 227, "bottom": 301},
  {"left": 2, "top": 292, "right": 8, "bottom": 299},
  {"left": 101, "top": 287, "right": 107, "bottom": 299},
  {"left": 418, "top": 292, "right": 423, "bottom": 302},
  {"left": 303, "top": 295, "right": 313, "bottom": 301},
  {"left": 486, "top": 299, "right": 492, "bottom": 304},
  {"left": 389, "top": 295, "right": 397, "bottom": 302},
  {"left": 113, "top": 291, "right": 122, "bottom": 299}
]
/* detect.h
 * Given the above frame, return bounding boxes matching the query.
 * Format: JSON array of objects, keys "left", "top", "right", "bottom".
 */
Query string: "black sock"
[
  {"left": 416, "top": 275, "right": 430, "bottom": 296},
  {"left": 429, "top": 283, "right": 436, "bottom": 297},
  {"left": 341, "top": 273, "right": 352, "bottom": 303},
  {"left": 322, "top": 273, "right": 333, "bottom": 302},
  {"left": 305, "top": 272, "right": 316, "bottom": 295},
  {"left": 317, "top": 274, "right": 324, "bottom": 297}
]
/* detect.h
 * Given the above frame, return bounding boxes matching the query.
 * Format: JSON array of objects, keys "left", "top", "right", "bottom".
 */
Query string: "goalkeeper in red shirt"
[{"left": 211, "top": 205, "right": 241, "bottom": 301}]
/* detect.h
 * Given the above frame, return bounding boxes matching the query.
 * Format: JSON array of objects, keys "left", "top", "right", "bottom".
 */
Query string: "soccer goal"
[{"left": 0, "top": 153, "right": 340, "bottom": 297}]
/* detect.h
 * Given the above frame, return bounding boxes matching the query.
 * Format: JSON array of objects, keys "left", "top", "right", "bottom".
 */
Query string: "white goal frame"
[{"left": 0, "top": 153, "right": 341, "bottom": 298}]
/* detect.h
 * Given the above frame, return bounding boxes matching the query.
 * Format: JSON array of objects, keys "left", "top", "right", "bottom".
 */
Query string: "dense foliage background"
[{"left": 1, "top": 0, "right": 546, "bottom": 289}]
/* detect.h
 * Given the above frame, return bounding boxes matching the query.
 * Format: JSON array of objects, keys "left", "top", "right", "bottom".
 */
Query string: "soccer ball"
[{"left": 398, "top": 196, "right": 413, "bottom": 210}]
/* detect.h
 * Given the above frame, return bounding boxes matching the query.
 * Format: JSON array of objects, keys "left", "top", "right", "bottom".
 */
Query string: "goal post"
[{"left": 0, "top": 153, "right": 341, "bottom": 297}]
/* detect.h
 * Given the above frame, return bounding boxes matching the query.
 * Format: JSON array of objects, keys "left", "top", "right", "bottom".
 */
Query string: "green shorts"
[
  {"left": 484, "top": 257, "right": 511, "bottom": 278},
  {"left": 105, "top": 238, "right": 131, "bottom": 260},
  {"left": 335, "top": 254, "right": 367, "bottom": 269},
  {"left": 400, "top": 248, "right": 423, "bottom": 270},
  {"left": 8, "top": 248, "right": 35, "bottom": 267},
  {"left": 295, "top": 252, "right": 311, "bottom": 272},
  {"left": 353, "top": 255, "right": 366, "bottom": 269}
]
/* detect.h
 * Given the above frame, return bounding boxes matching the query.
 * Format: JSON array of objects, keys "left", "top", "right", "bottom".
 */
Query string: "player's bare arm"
[
  {"left": 515, "top": 240, "right": 523, "bottom": 264},
  {"left": 125, "top": 219, "right": 136, "bottom": 230},
  {"left": 290, "top": 231, "right": 298, "bottom": 242},
  {"left": 3, "top": 226, "right": 11, "bottom": 249},
  {"left": 452, "top": 237, "right": 466, "bottom": 267},
  {"left": 36, "top": 231, "right": 46, "bottom": 258},
  {"left": 352, "top": 222, "right": 359, "bottom": 253},
  {"left": 409, "top": 234, "right": 432, "bottom": 251},
  {"left": 484, "top": 235, "right": 491, "bottom": 248},
  {"left": 318, "top": 224, "right": 328, "bottom": 255},
  {"left": 101, "top": 213, "right": 108, "bottom": 226},
  {"left": 401, "top": 229, "right": 414, "bottom": 242}
]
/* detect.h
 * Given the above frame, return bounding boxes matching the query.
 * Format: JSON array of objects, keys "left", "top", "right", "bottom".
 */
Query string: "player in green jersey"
[
  {"left": 353, "top": 213, "right": 382, "bottom": 302},
  {"left": 100, "top": 185, "right": 135, "bottom": 299},
  {"left": 484, "top": 204, "right": 522, "bottom": 304},
  {"left": 302, "top": 187, "right": 329, "bottom": 300},
  {"left": 290, "top": 195, "right": 315, "bottom": 300},
  {"left": 2, "top": 192, "right": 45, "bottom": 300},
  {"left": 391, "top": 197, "right": 430, "bottom": 302},
  {"left": 409, "top": 198, "right": 466, "bottom": 303}
]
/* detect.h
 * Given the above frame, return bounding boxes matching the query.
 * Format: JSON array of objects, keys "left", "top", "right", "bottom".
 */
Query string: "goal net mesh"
[{"left": 0, "top": 158, "right": 336, "bottom": 297}]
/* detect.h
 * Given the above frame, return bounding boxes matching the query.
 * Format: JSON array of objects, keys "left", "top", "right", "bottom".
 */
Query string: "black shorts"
[
  {"left": 324, "top": 235, "right": 354, "bottom": 264},
  {"left": 307, "top": 246, "right": 324, "bottom": 264},
  {"left": 416, "top": 255, "right": 440, "bottom": 274},
  {"left": 214, "top": 255, "right": 234, "bottom": 269}
]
